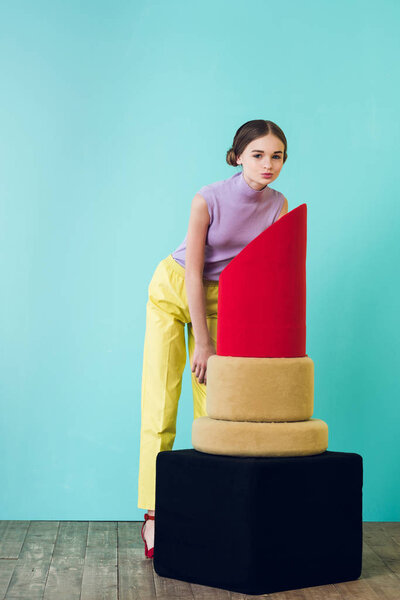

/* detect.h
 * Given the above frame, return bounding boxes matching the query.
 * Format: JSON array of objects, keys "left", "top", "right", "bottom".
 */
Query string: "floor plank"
[
  {"left": 43, "top": 521, "right": 87, "bottom": 600},
  {"left": 4, "top": 521, "right": 59, "bottom": 600},
  {"left": 80, "top": 522, "right": 118, "bottom": 600},
  {"left": 0, "top": 521, "right": 30, "bottom": 559},
  {"left": 118, "top": 522, "right": 157, "bottom": 600}
]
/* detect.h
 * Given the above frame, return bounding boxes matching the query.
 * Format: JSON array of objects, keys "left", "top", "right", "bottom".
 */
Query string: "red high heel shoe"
[{"left": 141, "top": 513, "right": 155, "bottom": 558}]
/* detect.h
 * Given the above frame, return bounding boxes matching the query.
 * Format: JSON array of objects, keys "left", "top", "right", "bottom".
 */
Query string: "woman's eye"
[{"left": 253, "top": 154, "right": 281, "bottom": 159}]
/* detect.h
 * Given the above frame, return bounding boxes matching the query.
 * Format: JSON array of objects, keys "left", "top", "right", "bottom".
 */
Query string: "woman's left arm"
[{"left": 276, "top": 196, "right": 288, "bottom": 220}]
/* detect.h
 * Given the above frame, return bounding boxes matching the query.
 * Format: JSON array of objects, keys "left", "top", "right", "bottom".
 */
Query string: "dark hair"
[{"left": 226, "top": 119, "right": 287, "bottom": 167}]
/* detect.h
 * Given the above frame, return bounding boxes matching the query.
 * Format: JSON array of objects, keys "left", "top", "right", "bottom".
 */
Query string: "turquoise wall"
[{"left": 1, "top": 0, "right": 399, "bottom": 521}]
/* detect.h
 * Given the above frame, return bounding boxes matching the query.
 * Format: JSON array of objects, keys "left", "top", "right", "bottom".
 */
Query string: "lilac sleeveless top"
[{"left": 171, "top": 170, "right": 285, "bottom": 281}]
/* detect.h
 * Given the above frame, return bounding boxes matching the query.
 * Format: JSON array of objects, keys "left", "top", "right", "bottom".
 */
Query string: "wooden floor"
[{"left": 0, "top": 521, "right": 399, "bottom": 599}]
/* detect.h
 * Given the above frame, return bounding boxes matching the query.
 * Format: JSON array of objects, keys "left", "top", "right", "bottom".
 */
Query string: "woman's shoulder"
[
  {"left": 197, "top": 171, "right": 238, "bottom": 198},
  {"left": 268, "top": 186, "right": 287, "bottom": 203},
  {"left": 267, "top": 185, "right": 285, "bottom": 198},
  {"left": 195, "top": 173, "right": 238, "bottom": 224}
]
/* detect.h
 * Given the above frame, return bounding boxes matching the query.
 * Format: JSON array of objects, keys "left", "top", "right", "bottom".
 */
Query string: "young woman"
[{"left": 138, "top": 119, "right": 289, "bottom": 558}]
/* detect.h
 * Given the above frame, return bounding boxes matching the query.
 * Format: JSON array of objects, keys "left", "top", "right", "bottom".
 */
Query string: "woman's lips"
[{"left": 261, "top": 173, "right": 272, "bottom": 178}]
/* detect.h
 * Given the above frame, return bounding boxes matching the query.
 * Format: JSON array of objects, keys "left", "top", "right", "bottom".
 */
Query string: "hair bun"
[{"left": 226, "top": 148, "right": 237, "bottom": 166}]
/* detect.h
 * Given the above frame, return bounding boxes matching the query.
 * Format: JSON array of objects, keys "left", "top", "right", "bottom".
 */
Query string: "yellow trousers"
[{"left": 137, "top": 254, "right": 219, "bottom": 510}]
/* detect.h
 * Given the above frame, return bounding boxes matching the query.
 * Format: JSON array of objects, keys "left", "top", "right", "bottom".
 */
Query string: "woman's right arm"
[{"left": 185, "top": 193, "right": 216, "bottom": 384}]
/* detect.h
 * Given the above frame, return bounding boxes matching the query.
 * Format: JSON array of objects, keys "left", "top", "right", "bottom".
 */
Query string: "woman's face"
[{"left": 236, "top": 134, "right": 285, "bottom": 190}]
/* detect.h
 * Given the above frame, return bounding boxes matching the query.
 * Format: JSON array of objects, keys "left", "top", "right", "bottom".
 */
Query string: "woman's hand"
[{"left": 191, "top": 339, "right": 216, "bottom": 385}]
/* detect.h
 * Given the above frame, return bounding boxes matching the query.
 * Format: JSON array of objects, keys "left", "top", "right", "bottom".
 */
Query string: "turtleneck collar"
[{"left": 235, "top": 169, "right": 272, "bottom": 201}]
